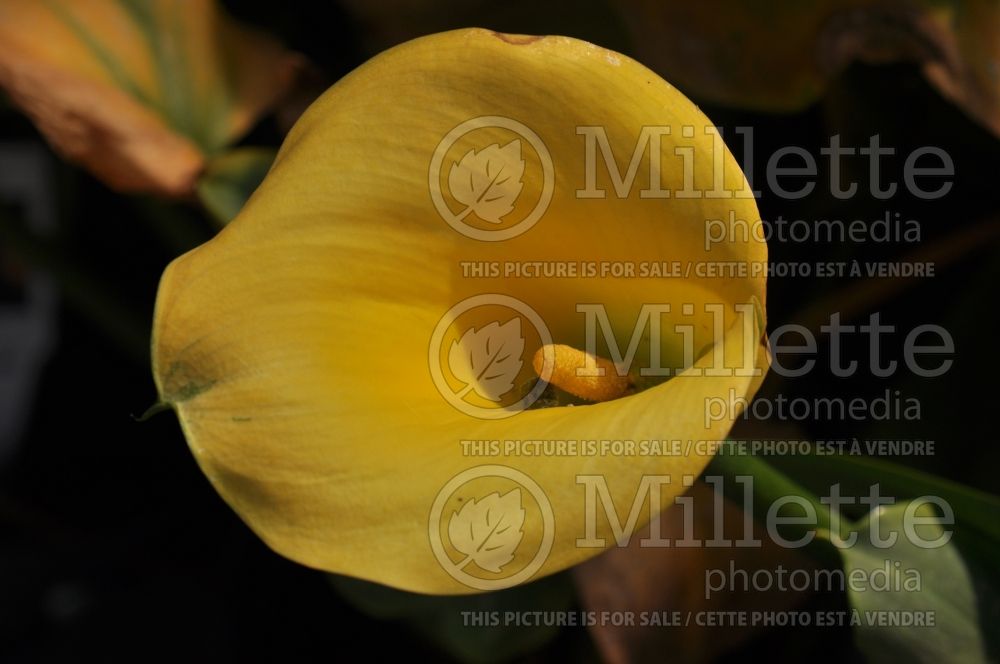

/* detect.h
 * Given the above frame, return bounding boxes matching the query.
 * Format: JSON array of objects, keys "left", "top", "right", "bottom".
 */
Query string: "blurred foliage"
[
  {"left": 828, "top": 502, "right": 987, "bottom": 663},
  {"left": 0, "top": 0, "right": 302, "bottom": 196},
  {"left": 572, "top": 482, "right": 834, "bottom": 664},
  {"left": 196, "top": 148, "right": 276, "bottom": 227},
  {"left": 617, "top": 0, "right": 1000, "bottom": 137}
]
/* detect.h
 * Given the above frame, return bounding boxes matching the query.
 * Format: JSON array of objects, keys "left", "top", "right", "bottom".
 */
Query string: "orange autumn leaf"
[{"left": 0, "top": 0, "right": 303, "bottom": 196}]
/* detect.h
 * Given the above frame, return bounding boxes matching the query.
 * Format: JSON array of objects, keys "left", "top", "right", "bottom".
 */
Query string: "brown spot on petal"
[{"left": 491, "top": 32, "right": 543, "bottom": 45}]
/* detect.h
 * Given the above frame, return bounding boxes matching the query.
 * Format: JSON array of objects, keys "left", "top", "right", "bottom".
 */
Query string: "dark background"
[{"left": 1, "top": 2, "right": 996, "bottom": 662}]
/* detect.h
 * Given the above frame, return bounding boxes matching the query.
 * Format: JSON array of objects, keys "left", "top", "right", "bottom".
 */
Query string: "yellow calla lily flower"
[{"left": 152, "top": 29, "right": 769, "bottom": 594}]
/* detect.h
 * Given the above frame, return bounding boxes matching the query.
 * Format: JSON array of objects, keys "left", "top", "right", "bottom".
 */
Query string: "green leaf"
[
  {"left": 768, "top": 454, "right": 1000, "bottom": 552},
  {"left": 195, "top": 148, "right": 276, "bottom": 227},
  {"left": 713, "top": 449, "right": 1000, "bottom": 659},
  {"left": 328, "top": 573, "right": 574, "bottom": 664},
  {"left": 709, "top": 442, "right": 836, "bottom": 527},
  {"left": 823, "top": 502, "right": 988, "bottom": 663}
]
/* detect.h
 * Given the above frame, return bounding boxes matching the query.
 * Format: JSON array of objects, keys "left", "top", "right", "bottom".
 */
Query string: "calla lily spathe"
[{"left": 153, "top": 29, "right": 769, "bottom": 594}]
